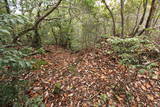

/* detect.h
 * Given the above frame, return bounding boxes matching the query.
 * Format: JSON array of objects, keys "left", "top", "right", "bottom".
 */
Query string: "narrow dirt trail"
[{"left": 26, "top": 45, "right": 160, "bottom": 106}]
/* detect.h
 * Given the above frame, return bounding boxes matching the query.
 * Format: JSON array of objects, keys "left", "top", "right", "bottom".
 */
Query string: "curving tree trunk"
[
  {"left": 13, "top": 0, "right": 63, "bottom": 44},
  {"left": 102, "top": 0, "right": 116, "bottom": 36}
]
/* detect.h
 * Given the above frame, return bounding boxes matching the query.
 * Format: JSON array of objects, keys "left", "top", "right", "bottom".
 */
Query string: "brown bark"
[
  {"left": 131, "top": 1, "right": 142, "bottom": 36},
  {"left": 144, "top": 0, "right": 157, "bottom": 28},
  {"left": 120, "top": 0, "right": 124, "bottom": 37},
  {"left": 132, "top": 0, "right": 148, "bottom": 36},
  {"left": 138, "top": 0, "right": 157, "bottom": 36},
  {"left": 102, "top": 0, "right": 116, "bottom": 36}
]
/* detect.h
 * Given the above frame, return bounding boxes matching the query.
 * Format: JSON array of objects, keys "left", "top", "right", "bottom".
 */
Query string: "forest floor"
[{"left": 25, "top": 44, "right": 160, "bottom": 107}]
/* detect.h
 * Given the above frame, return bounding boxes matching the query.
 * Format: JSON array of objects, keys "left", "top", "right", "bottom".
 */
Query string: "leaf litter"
[{"left": 24, "top": 45, "right": 160, "bottom": 107}]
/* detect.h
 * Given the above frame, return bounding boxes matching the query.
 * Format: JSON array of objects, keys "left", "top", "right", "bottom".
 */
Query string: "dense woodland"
[{"left": 0, "top": 0, "right": 160, "bottom": 106}]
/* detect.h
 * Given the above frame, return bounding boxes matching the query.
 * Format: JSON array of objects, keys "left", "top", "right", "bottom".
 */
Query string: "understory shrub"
[
  {"left": 0, "top": 47, "right": 33, "bottom": 106},
  {"left": 107, "top": 36, "right": 160, "bottom": 71}
]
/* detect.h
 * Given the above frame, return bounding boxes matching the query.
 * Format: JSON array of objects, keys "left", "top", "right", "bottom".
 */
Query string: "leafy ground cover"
[{"left": 22, "top": 43, "right": 160, "bottom": 106}]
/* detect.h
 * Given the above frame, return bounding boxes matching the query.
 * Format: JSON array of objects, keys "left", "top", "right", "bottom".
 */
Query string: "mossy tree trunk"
[{"left": 32, "top": 26, "right": 42, "bottom": 48}]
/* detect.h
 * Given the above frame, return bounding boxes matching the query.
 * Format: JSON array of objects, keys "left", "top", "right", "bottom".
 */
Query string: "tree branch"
[{"left": 13, "top": 0, "right": 63, "bottom": 43}]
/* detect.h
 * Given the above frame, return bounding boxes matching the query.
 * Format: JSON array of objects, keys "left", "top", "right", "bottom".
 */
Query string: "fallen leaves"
[{"left": 24, "top": 45, "right": 160, "bottom": 106}]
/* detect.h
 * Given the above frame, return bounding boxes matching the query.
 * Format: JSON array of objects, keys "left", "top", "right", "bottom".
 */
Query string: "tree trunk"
[
  {"left": 32, "top": 27, "right": 42, "bottom": 48},
  {"left": 120, "top": 0, "right": 124, "bottom": 37},
  {"left": 131, "top": 1, "right": 142, "bottom": 36},
  {"left": 132, "top": 0, "right": 148, "bottom": 36},
  {"left": 12, "top": 0, "right": 63, "bottom": 43},
  {"left": 138, "top": 0, "right": 157, "bottom": 36},
  {"left": 102, "top": 0, "right": 116, "bottom": 36}
]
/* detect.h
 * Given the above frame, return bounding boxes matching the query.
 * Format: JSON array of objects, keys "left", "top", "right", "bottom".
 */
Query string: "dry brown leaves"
[{"left": 24, "top": 45, "right": 160, "bottom": 107}]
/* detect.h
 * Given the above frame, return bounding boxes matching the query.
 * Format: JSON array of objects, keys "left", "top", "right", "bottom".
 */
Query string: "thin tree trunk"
[
  {"left": 31, "top": 3, "right": 42, "bottom": 48},
  {"left": 132, "top": 0, "right": 148, "bottom": 36},
  {"left": 102, "top": 0, "right": 116, "bottom": 36},
  {"left": 120, "top": 0, "right": 124, "bottom": 37},
  {"left": 153, "top": 4, "right": 160, "bottom": 26},
  {"left": 131, "top": 1, "right": 142, "bottom": 36},
  {"left": 153, "top": 13, "right": 160, "bottom": 26}
]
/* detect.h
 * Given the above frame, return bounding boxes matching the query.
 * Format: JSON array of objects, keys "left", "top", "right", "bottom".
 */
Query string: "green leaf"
[
  {"left": 0, "top": 29, "right": 10, "bottom": 35},
  {"left": 17, "top": 18, "right": 25, "bottom": 24},
  {"left": 138, "top": 69, "right": 146, "bottom": 73},
  {"left": 18, "top": 61, "right": 25, "bottom": 69},
  {"left": 10, "top": 19, "right": 17, "bottom": 25}
]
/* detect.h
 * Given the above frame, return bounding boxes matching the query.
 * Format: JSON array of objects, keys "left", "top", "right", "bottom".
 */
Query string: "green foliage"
[
  {"left": 68, "top": 64, "right": 76, "bottom": 73},
  {"left": 25, "top": 96, "right": 45, "bottom": 107},
  {"left": 99, "top": 94, "right": 108, "bottom": 103},
  {"left": 137, "top": 62, "right": 158, "bottom": 74},
  {"left": 0, "top": 46, "right": 46, "bottom": 107},
  {"left": 0, "top": 48, "right": 33, "bottom": 72},
  {"left": 83, "top": 0, "right": 95, "bottom": 9},
  {"left": 0, "top": 83, "right": 18, "bottom": 105},
  {"left": 108, "top": 36, "right": 160, "bottom": 71},
  {"left": 0, "top": 47, "right": 33, "bottom": 106},
  {"left": 108, "top": 37, "right": 141, "bottom": 54},
  {"left": 0, "top": 14, "right": 32, "bottom": 44},
  {"left": 52, "top": 82, "right": 62, "bottom": 94},
  {"left": 36, "top": 48, "right": 46, "bottom": 54},
  {"left": 48, "top": 18, "right": 73, "bottom": 49},
  {"left": 70, "top": 40, "right": 82, "bottom": 52},
  {"left": 21, "top": 47, "right": 34, "bottom": 54},
  {"left": 32, "top": 59, "right": 48, "bottom": 70}
]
